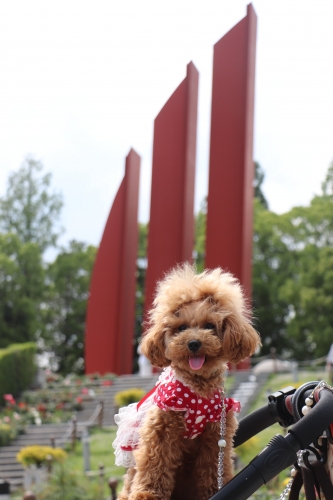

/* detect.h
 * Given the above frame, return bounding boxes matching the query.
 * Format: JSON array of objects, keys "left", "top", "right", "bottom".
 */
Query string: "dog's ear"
[
  {"left": 140, "top": 325, "right": 171, "bottom": 368},
  {"left": 222, "top": 316, "right": 261, "bottom": 365}
]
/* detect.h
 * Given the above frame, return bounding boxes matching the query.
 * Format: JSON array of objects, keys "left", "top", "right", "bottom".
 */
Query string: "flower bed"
[
  {"left": 17, "top": 445, "right": 67, "bottom": 468},
  {"left": 0, "top": 371, "right": 117, "bottom": 442}
]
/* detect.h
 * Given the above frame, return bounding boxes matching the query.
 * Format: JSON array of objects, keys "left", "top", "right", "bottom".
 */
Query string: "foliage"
[
  {"left": 254, "top": 162, "right": 269, "bottom": 209},
  {"left": 63, "top": 427, "right": 125, "bottom": 497},
  {"left": 252, "top": 199, "right": 298, "bottom": 356},
  {"left": 0, "top": 234, "right": 45, "bottom": 347},
  {"left": 234, "top": 435, "right": 260, "bottom": 462},
  {"left": 0, "top": 342, "right": 37, "bottom": 398},
  {"left": 0, "top": 423, "right": 14, "bottom": 446},
  {"left": 0, "top": 407, "right": 26, "bottom": 438},
  {"left": 16, "top": 445, "right": 67, "bottom": 467},
  {"left": 195, "top": 198, "right": 207, "bottom": 272},
  {"left": 43, "top": 240, "right": 96, "bottom": 374},
  {"left": 0, "top": 156, "right": 63, "bottom": 253},
  {"left": 114, "top": 388, "right": 145, "bottom": 407},
  {"left": 134, "top": 223, "right": 149, "bottom": 371},
  {"left": 36, "top": 428, "right": 124, "bottom": 499},
  {"left": 36, "top": 464, "right": 98, "bottom": 500}
]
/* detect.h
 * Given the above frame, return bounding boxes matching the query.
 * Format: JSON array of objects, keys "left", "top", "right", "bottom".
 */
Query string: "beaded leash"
[{"left": 217, "top": 388, "right": 227, "bottom": 490}]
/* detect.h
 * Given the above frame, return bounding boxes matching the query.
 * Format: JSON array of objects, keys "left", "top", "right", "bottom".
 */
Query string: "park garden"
[{"left": 0, "top": 157, "right": 332, "bottom": 498}]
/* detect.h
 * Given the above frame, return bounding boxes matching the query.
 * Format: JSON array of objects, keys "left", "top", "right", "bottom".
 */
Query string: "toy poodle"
[{"left": 113, "top": 264, "right": 261, "bottom": 500}]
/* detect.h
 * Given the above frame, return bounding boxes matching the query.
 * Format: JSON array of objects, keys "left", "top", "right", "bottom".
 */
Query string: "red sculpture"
[
  {"left": 84, "top": 4, "right": 257, "bottom": 375},
  {"left": 205, "top": 4, "right": 257, "bottom": 301},
  {"left": 85, "top": 149, "right": 140, "bottom": 375},
  {"left": 144, "top": 62, "right": 199, "bottom": 321}
]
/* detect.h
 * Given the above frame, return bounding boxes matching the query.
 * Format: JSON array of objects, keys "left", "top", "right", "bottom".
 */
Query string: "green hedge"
[{"left": 0, "top": 342, "right": 37, "bottom": 400}]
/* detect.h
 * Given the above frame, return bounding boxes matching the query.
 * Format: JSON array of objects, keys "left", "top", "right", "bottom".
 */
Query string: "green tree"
[
  {"left": 44, "top": 241, "right": 96, "bottom": 374},
  {"left": 194, "top": 198, "right": 207, "bottom": 272},
  {"left": 281, "top": 245, "right": 333, "bottom": 359},
  {"left": 0, "top": 156, "right": 63, "bottom": 252},
  {"left": 322, "top": 160, "right": 333, "bottom": 196},
  {"left": 194, "top": 162, "right": 268, "bottom": 271},
  {"left": 0, "top": 233, "right": 44, "bottom": 347},
  {"left": 278, "top": 169, "right": 333, "bottom": 359},
  {"left": 254, "top": 162, "right": 269, "bottom": 209},
  {"left": 252, "top": 200, "right": 298, "bottom": 356},
  {"left": 133, "top": 223, "right": 148, "bottom": 371}
]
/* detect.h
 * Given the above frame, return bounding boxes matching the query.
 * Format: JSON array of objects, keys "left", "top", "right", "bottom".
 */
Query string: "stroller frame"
[{"left": 209, "top": 380, "right": 333, "bottom": 500}]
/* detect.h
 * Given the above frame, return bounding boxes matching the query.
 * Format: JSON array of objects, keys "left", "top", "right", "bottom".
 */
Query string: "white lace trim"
[{"left": 112, "top": 370, "right": 168, "bottom": 468}]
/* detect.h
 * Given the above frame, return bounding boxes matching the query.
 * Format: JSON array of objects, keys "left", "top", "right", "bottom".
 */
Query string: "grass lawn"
[{"left": 63, "top": 426, "right": 126, "bottom": 497}]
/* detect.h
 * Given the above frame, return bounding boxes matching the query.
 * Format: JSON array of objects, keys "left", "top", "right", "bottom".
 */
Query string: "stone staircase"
[
  {"left": 229, "top": 370, "right": 268, "bottom": 417},
  {"left": 0, "top": 374, "right": 159, "bottom": 492},
  {"left": 76, "top": 374, "right": 159, "bottom": 427},
  {"left": 0, "top": 423, "right": 69, "bottom": 491}
]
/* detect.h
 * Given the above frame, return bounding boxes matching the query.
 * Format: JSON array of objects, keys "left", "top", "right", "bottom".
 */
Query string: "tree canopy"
[
  {"left": 0, "top": 233, "right": 45, "bottom": 347},
  {"left": 0, "top": 156, "right": 63, "bottom": 253},
  {"left": 1, "top": 156, "right": 333, "bottom": 372},
  {"left": 43, "top": 241, "right": 96, "bottom": 374}
]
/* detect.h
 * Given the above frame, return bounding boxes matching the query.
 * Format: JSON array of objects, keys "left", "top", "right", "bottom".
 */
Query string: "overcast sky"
[{"left": 0, "top": 0, "right": 332, "bottom": 255}]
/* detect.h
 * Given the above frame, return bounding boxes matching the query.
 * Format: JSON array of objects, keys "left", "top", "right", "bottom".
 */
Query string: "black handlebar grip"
[
  {"left": 210, "top": 435, "right": 297, "bottom": 500},
  {"left": 287, "top": 388, "right": 333, "bottom": 450},
  {"left": 234, "top": 405, "right": 277, "bottom": 448}
]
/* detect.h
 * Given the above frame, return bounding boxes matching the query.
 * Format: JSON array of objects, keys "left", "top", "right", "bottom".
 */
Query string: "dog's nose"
[{"left": 188, "top": 340, "right": 201, "bottom": 353}]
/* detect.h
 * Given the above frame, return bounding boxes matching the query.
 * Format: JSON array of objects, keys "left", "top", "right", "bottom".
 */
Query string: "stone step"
[
  {"left": 24, "top": 426, "right": 68, "bottom": 434},
  {"left": 0, "top": 469, "right": 24, "bottom": 479},
  {"left": 0, "top": 464, "right": 24, "bottom": 471},
  {"left": 0, "top": 455, "right": 21, "bottom": 463},
  {"left": 6, "top": 438, "right": 58, "bottom": 447}
]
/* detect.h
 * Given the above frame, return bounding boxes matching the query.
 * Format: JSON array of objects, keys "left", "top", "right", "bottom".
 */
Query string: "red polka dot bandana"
[{"left": 154, "top": 370, "right": 240, "bottom": 439}]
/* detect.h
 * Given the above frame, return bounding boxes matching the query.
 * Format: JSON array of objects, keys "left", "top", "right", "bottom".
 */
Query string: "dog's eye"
[
  {"left": 204, "top": 323, "right": 215, "bottom": 330},
  {"left": 178, "top": 324, "right": 187, "bottom": 332}
]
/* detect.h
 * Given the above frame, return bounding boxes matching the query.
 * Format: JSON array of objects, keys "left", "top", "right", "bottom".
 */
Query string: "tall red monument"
[
  {"left": 144, "top": 62, "right": 199, "bottom": 318},
  {"left": 85, "top": 149, "right": 140, "bottom": 374},
  {"left": 205, "top": 4, "right": 257, "bottom": 301},
  {"left": 84, "top": 4, "right": 257, "bottom": 375}
]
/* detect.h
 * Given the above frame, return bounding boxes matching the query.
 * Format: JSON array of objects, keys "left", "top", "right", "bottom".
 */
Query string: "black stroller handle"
[
  {"left": 210, "top": 386, "right": 333, "bottom": 500},
  {"left": 234, "top": 385, "right": 296, "bottom": 448}
]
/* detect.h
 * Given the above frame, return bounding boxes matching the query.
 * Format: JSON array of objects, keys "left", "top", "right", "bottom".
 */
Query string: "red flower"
[
  {"left": 18, "top": 402, "right": 27, "bottom": 409},
  {"left": 81, "top": 387, "right": 89, "bottom": 395},
  {"left": 37, "top": 404, "right": 47, "bottom": 413},
  {"left": 56, "top": 402, "right": 65, "bottom": 410},
  {"left": 102, "top": 380, "right": 113, "bottom": 386},
  {"left": 76, "top": 396, "right": 83, "bottom": 403},
  {"left": 76, "top": 379, "right": 82, "bottom": 385},
  {"left": 4, "top": 394, "right": 16, "bottom": 405}
]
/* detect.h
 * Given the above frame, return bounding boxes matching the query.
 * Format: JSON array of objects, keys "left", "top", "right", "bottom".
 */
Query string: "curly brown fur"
[{"left": 119, "top": 264, "right": 261, "bottom": 500}]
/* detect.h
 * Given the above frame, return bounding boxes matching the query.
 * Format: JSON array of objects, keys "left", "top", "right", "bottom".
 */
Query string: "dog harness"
[
  {"left": 154, "top": 368, "right": 240, "bottom": 439},
  {"left": 112, "top": 366, "right": 240, "bottom": 468}
]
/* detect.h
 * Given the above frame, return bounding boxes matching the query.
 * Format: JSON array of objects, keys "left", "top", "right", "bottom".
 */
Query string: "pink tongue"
[{"left": 189, "top": 356, "right": 205, "bottom": 371}]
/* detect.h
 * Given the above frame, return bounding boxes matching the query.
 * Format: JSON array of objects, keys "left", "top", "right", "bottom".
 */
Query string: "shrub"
[
  {"left": 114, "top": 388, "right": 145, "bottom": 408},
  {"left": 0, "top": 423, "right": 14, "bottom": 446},
  {"left": 235, "top": 435, "right": 260, "bottom": 463},
  {"left": 0, "top": 343, "right": 37, "bottom": 400},
  {"left": 36, "top": 464, "right": 98, "bottom": 500},
  {"left": 16, "top": 445, "right": 67, "bottom": 467}
]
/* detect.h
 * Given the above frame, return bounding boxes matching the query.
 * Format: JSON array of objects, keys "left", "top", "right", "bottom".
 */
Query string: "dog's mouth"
[{"left": 188, "top": 355, "right": 206, "bottom": 371}]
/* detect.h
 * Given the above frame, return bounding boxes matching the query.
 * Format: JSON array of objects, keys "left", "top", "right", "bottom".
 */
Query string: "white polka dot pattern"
[{"left": 154, "top": 374, "right": 240, "bottom": 438}]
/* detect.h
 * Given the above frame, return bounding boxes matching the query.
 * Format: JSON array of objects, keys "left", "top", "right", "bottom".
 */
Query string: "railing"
[{"left": 53, "top": 399, "right": 104, "bottom": 449}]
